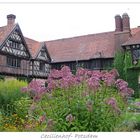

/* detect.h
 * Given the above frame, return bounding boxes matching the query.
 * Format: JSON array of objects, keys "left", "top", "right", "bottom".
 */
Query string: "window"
[
  {"left": 39, "top": 62, "right": 45, "bottom": 72},
  {"left": 102, "top": 59, "right": 113, "bottom": 69},
  {"left": 40, "top": 51, "right": 46, "bottom": 57},
  {"left": 132, "top": 49, "right": 140, "bottom": 60},
  {"left": 90, "top": 59, "right": 101, "bottom": 70},
  {"left": 7, "top": 56, "right": 21, "bottom": 68}
]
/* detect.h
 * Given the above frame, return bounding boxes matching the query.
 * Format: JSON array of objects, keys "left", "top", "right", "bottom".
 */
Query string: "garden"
[{"left": 0, "top": 65, "right": 140, "bottom": 131}]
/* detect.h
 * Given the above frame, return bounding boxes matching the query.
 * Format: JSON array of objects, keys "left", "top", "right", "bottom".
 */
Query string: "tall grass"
[{"left": 0, "top": 79, "right": 28, "bottom": 115}]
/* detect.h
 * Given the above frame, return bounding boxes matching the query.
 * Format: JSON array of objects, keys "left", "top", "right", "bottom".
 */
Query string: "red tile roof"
[
  {"left": 25, "top": 37, "right": 41, "bottom": 58},
  {"left": 0, "top": 25, "right": 15, "bottom": 45},
  {"left": 45, "top": 27, "right": 140, "bottom": 63},
  {"left": 122, "top": 27, "right": 140, "bottom": 46},
  {"left": 45, "top": 31, "right": 115, "bottom": 63},
  {"left": 45, "top": 31, "right": 116, "bottom": 63},
  {"left": 131, "top": 27, "right": 140, "bottom": 36}
]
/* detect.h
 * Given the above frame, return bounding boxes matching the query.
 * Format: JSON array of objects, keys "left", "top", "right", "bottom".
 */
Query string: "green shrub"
[
  {"left": 17, "top": 77, "right": 33, "bottom": 83},
  {"left": 13, "top": 97, "right": 32, "bottom": 119},
  {"left": 121, "top": 112, "right": 140, "bottom": 131},
  {"left": 0, "top": 79, "right": 28, "bottom": 115},
  {"left": 0, "top": 79, "right": 33, "bottom": 131},
  {"left": 126, "top": 69, "right": 140, "bottom": 98},
  {"left": 114, "top": 51, "right": 140, "bottom": 98},
  {"left": 113, "top": 51, "right": 125, "bottom": 79},
  {"left": 0, "top": 75, "right": 5, "bottom": 81}
]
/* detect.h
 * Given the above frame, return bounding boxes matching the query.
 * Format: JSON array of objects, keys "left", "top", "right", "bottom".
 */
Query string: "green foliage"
[
  {"left": 17, "top": 77, "right": 33, "bottom": 83},
  {"left": 13, "top": 97, "right": 32, "bottom": 119},
  {"left": 0, "top": 113, "right": 24, "bottom": 131},
  {"left": 0, "top": 75, "right": 5, "bottom": 81},
  {"left": 124, "top": 51, "right": 132, "bottom": 69},
  {"left": 128, "top": 98, "right": 140, "bottom": 112},
  {"left": 115, "top": 97, "right": 140, "bottom": 131},
  {"left": 0, "top": 68, "right": 136, "bottom": 132},
  {"left": 0, "top": 79, "right": 28, "bottom": 115},
  {"left": 114, "top": 112, "right": 138, "bottom": 132},
  {"left": 126, "top": 69, "right": 140, "bottom": 98},
  {"left": 123, "top": 112, "right": 140, "bottom": 131},
  {"left": 30, "top": 84, "right": 127, "bottom": 132},
  {"left": 0, "top": 79, "right": 33, "bottom": 131},
  {"left": 123, "top": 51, "right": 140, "bottom": 97},
  {"left": 22, "top": 66, "right": 133, "bottom": 132},
  {"left": 114, "top": 51, "right": 125, "bottom": 79},
  {"left": 114, "top": 50, "right": 140, "bottom": 98}
]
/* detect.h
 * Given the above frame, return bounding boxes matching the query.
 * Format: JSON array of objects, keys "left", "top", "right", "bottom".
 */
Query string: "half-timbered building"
[
  {"left": 0, "top": 14, "right": 31, "bottom": 77},
  {"left": 25, "top": 38, "right": 51, "bottom": 78},
  {"left": 1, "top": 13, "right": 140, "bottom": 78},
  {"left": 0, "top": 14, "right": 51, "bottom": 78}
]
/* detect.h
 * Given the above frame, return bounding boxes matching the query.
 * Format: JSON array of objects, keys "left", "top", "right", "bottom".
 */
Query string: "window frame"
[
  {"left": 132, "top": 49, "right": 140, "bottom": 60},
  {"left": 7, "top": 56, "right": 21, "bottom": 68},
  {"left": 39, "top": 62, "right": 45, "bottom": 72}
]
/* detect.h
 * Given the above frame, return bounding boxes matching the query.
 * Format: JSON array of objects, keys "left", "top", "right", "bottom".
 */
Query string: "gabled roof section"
[
  {"left": 35, "top": 42, "right": 51, "bottom": 62},
  {"left": 25, "top": 38, "right": 51, "bottom": 62},
  {"left": 45, "top": 31, "right": 115, "bottom": 63},
  {"left": 122, "top": 27, "right": 140, "bottom": 46},
  {"left": 25, "top": 37, "right": 41, "bottom": 59},
  {"left": 0, "top": 25, "right": 15, "bottom": 45},
  {"left": 0, "top": 24, "right": 31, "bottom": 58}
]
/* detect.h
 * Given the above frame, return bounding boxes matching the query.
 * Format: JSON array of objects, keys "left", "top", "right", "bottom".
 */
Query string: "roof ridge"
[
  {"left": 46, "top": 30, "right": 115, "bottom": 42},
  {"left": 122, "top": 27, "right": 140, "bottom": 46},
  {"left": 25, "top": 36, "right": 40, "bottom": 43}
]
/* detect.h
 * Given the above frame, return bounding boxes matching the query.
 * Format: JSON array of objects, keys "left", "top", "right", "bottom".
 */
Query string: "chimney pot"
[
  {"left": 115, "top": 14, "right": 122, "bottom": 32},
  {"left": 7, "top": 14, "right": 16, "bottom": 26},
  {"left": 122, "top": 13, "right": 130, "bottom": 31}
]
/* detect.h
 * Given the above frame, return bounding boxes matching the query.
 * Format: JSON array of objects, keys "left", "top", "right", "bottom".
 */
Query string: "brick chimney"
[
  {"left": 114, "top": 13, "right": 131, "bottom": 51},
  {"left": 122, "top": 13, "right": 130, "bottom": 31},
  {"left": 115, "top": 14, "right": 122, "bottom": 32},
  {"left": 7, "top": 14, "right": 16, "bottom": 27}
]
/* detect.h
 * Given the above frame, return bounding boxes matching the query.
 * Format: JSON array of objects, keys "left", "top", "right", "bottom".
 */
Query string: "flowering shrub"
[
  {"left": 21, "top": 79, "right": 46, "bottom": 102},
  {"left": 22, "top": 66, "right": 134, "bottom": 131}
]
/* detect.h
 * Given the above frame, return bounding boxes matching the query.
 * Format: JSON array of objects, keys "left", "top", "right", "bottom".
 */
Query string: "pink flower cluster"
[
  {"left": 66, "top": 114, "right": 75, "bottom": 123},
  {"left": 106, "top": 97, "right": 121, "bottom": 114},
  {"left": 101, "top": 69, "right": 119, "bottom": 86},
  {"left": 21, "top": 66, "right": 134, "bottom": 103},
  {"left": 115, "top": 79, "right": 134, "bottom": 98},
  {"left": 21, "top": 79, "right": 46, "bottom": 101},
  {"left": 47, "top": 66, "right": 78, "bottom": 91},
  {"left": 45, "top": 66, "right": 134, "bottom": 98},
  {"left": 86, "top": 76, "right": 100, "bottom": 91}
]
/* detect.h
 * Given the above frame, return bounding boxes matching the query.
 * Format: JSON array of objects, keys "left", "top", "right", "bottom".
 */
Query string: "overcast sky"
[{"left": 0, "top": 1, "right": 140, "bottom": 41}]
